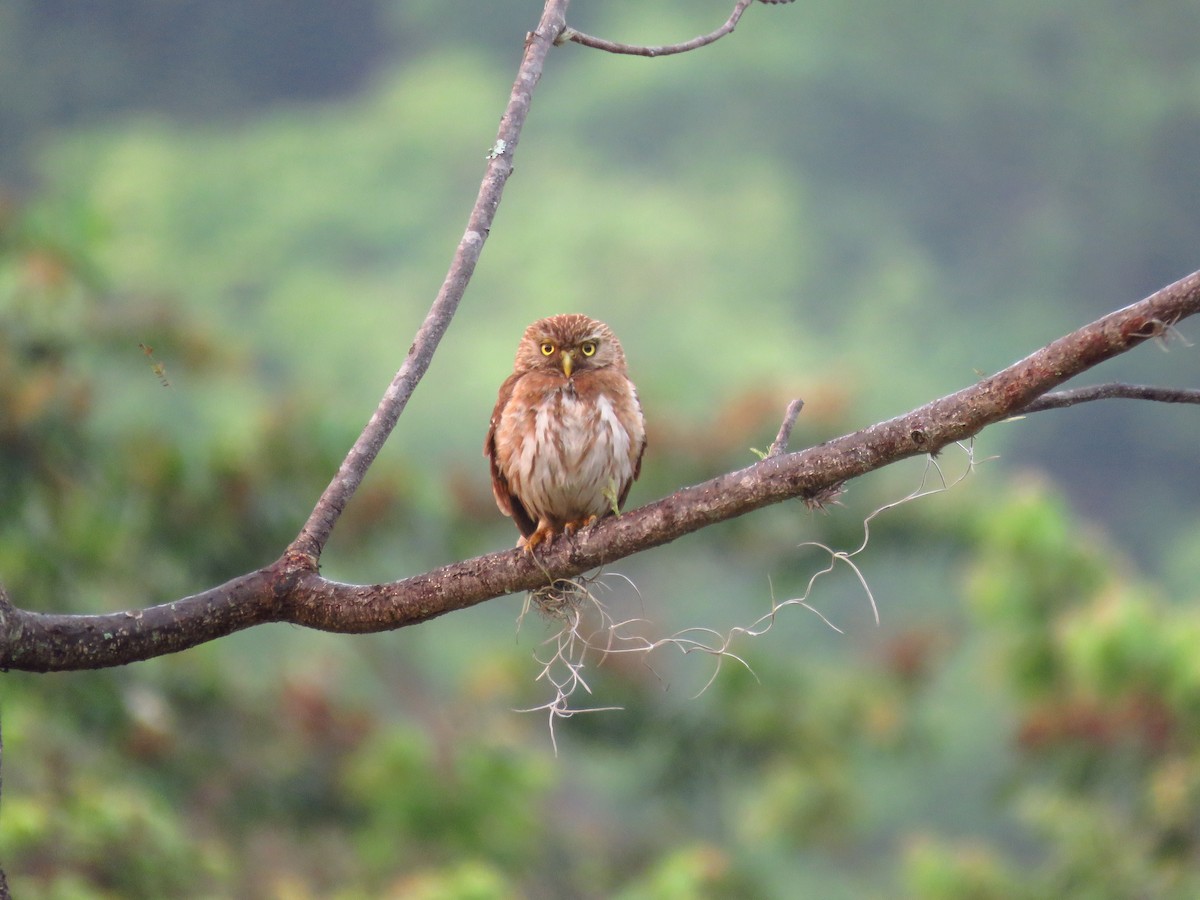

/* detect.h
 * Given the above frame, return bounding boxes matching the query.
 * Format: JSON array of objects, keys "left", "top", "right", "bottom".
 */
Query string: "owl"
[{"left": 485, "top": 314, "right": 646, "bottom": 551}]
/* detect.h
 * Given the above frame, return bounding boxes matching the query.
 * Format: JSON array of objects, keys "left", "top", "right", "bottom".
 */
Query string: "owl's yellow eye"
[
  {"left": 580, "top": 341, "right": 597, "bottom": 357},
  {"left": 540, "top": 342, "right": 555, "bottom": 356}
]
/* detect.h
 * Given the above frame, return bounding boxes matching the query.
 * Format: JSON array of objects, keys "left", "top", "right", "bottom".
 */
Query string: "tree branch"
[
  {"left": 767, "top": 398, "right": 805, "bottom": 457},
  {"left": 286, "top": 0, "right": 571, "bottom": 566},
  {"left": 1019, "top": 383, "right": 1200, "bottom": 413},
  {"left": 560, "top": 0, "right": 792, "bottom": 58},
  {"left": 3, "top": 269, "right": 1198, "bottom": 672}
]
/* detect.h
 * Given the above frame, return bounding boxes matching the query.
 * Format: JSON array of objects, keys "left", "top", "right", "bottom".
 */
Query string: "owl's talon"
[
  {"left": 562, "top": 515, "right": 598, "bottom": 537},
  {"left": 520, "top": 524, "right": 556, "bottom": 553}
]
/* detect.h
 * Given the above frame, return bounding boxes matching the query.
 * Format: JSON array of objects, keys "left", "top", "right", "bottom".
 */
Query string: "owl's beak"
[{"left": 560, "top": 350, "right": 574, "bottom": 378}]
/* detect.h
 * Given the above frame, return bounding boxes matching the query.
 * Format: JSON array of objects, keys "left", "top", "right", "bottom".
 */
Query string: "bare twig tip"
[{"left": 767, "top": 398, "right": 805, "bottom": 457}]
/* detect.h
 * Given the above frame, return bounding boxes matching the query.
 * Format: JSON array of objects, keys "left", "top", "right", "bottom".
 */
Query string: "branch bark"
[{"left": 3, "top": 269, "right": 1198, "bottom": 672}]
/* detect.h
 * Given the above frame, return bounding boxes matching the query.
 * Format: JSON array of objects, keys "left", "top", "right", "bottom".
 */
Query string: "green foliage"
[
  {"left": 967, "top": 483, "right": 1110, "bottom": 697},
  {"left": 613, "top": 844, "right": 744, "bottom": 899},
  {"left": 2, "top": 772, "right": 226, "bottom": 899},
  {"left": 903, "top": 837, "right": 1025, "bottom": 900},
  {"left": 342, "top": 730, "right": 550, "bottom": 876},
  {"left": 906, "top": 482, "right": 1200, "bottom": 898}
]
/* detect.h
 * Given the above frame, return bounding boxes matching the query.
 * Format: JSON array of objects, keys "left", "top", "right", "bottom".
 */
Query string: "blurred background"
[{"left": 3, "top": 1, "right": 1200, "bottom": 896}]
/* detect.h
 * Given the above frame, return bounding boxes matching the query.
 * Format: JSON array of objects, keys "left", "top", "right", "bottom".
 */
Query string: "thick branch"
[
  {"left": 287, "top": 0, "right": 571, "bottom": 565},
  {"left": 0, "top": 571, "right": 284, "bottom": 672},
  {"left": 3, "top": 270, "right": 1198, "bottom": 672}
]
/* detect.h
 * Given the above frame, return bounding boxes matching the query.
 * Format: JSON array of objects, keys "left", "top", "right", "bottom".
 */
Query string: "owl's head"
[{"left": 516, "top": 314, "right": 627, "bottom": 377}]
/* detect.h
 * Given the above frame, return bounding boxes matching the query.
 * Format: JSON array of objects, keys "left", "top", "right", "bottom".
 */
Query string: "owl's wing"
[
  {"left": 484, "top": 373, "right": 537, "bottom": 538},
  {"left": 616, "top": 384, "right": 647, "bottom": 511},
  {"left": 619, "top": 429, "right": 647, "bottom": 509}
]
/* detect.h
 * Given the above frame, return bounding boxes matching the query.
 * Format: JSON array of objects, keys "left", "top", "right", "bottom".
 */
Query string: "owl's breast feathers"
[{"left": 485, "top": 368, "right": 645, "bottom": 539}]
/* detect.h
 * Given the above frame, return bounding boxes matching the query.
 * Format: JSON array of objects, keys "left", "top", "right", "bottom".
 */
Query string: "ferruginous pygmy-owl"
[{"left": 485, "top": 314, "right": 646, "bottom": 551}]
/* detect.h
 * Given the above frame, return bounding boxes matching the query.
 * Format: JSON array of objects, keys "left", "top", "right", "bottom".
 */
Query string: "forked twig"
[{"left": 559, "top": 0, "right": 794, "bottom": 58}]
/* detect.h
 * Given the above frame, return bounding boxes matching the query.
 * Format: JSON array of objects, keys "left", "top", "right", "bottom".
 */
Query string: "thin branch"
[
  {"left": 3, "top": 269, "right": 1199, "bottom": 672},
  {"left": 286, "top": 0, "right": 572, "bottom": 566},
  {"left": 1019, "top": 383, "right": 1200, "bottom": 414},
  {"left": 560, "top": 0, "right": 771, "bottom": 58},
  {"left": 767, "top": 398, "right": 805, "bottom": 457}
]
